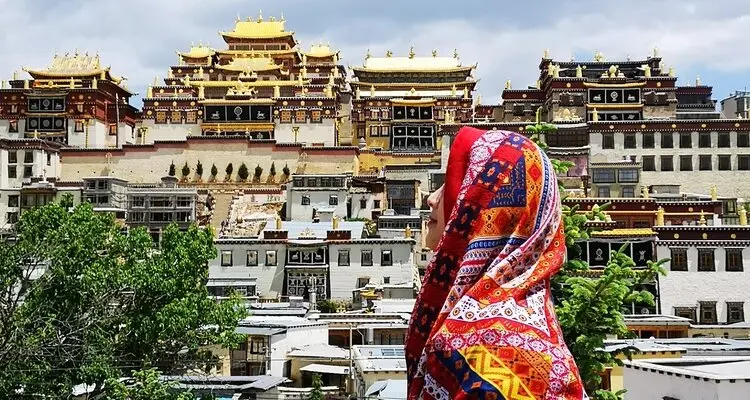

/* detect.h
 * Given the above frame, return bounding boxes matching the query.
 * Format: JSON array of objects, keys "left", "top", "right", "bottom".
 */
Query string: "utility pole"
[{"left": 348, "top": 322, "right": 354, "bottom": 396}]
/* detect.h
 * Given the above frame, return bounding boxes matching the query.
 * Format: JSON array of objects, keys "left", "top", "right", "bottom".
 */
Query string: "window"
[
  {"left": 718, "top": 132, "right": 730, "bottom": 148},
  {"left": 8, "top": 151, "right": 17, "bottom": 164},
  {"left": 23, "top": 166, "right": 33, "bottom": 178},
  {"left": 246, "top": 250, "right": 258, "bottom": 266},
  {"left": 381, "top": 250, "right": 393, "bottom": 266},
  {"left": 597, "top": 186, "right": 610, "bottom": 198},
  {"left": 726, "top": 248, "right": 744, "bottom": 272},
  {"left": 592, "top": 169, "right": 616, "bottom": 183},
  {"left": 311, "top": 110, "right": 322, "bottom": 123},
  {"left": 699, "top": 301, "right": 717, "bottom": 325},
  {"left": 265, "top": 250, "right": 277, "bottom": 266},
  {"left": 361, "top": 250, "right": 373, "bottom": 266},
  {"left": 679, "top": 155, "right": 693, "bottom": 171},
  {"left": 642, "top": 132, "right": 655, "bottom": 148},
  {"left": 624, "top": 133, "right": 636, "bottom": 149},
  {"left": 383, "top": 276, "right": 391, "bottom": 284},
  {"left": 621, "top": 186, "right": 635, "bottom": 198},
  {"left": 738, "top": 155, "right": 750, "bottom": 171},
  {"left": 176, "top": 197, "right": 192, "bottom": 208},
  {"left": 23, "top": 151, "right": 33, "bottom": 163},
  {"left": 301, "top": 195, "right": 310, "bottom": 205},
  {"left": 338, "top": 250, "right": 350, "bottom": 266},
  {"left": 602, "top": 133, "right": 615, "bottom": 149},
  {"left": 660, "top": 132, "right": 673, "bottom": 148},
  {"left": 679, "top": 132, "right": 692, "bottom": 148},
  {"left": 670, "top": 248, "right": 688, "bottom": 271},
  {"left": 642, "top": 156, "right": 656, "bottom": 171},
  {"left": 186, "top": 111, "right": 197, "bottom": 123},
  {"left": 359, "top": 198, "right": 367, "bottom": 209},
  {"left": 674, "top": 307, "right": 697, "bottom": 323},
  {"left": 6, "top": 212, "right": 18, "bottom": 224},
  {"left": 699, "top": 132, "right": 711, "bottom": 148},
  {"left": 699, "top": 155, "right": 712, "bottom": 171},
  {"left": 46, "top": 153, "right": 51, "bottom": 166},
  {"left": 280, "top": 110, "right": 292, "bottom": 123},
  {"left": 9, "top": 120, "right": 17, "bottom": 132},
  {"left": 373, "top": 200, "right": 381, "bottom": 209},
  {"left": 8, "top": 195, "right": 19, "bottom": 208},
  {"left": 295, "top": 110, "right": 306, "bottom": 122},
  {"left": 718, "top": 155, "right": 731, "bottom": 171},
  {"left": 329, "top": 195, "right": 338, "bottom": 206},
  {"left": 738, "top": 132, "right": 749, "bottom": 148},
  {"left": 221, "top": 250, "right": 232, "bottom": 266},
  {"left": 660, "top": 155, "right": 673, "bottom": 171},
  {"left": 7, "top": 166, "right": 16, "bottom": 179},
  {"left": 727, "top": 302, "right": 745, "bottom": 324},
  {"left": 170, "top": 111, "right": 182, "bottom": 123},
  {"left": 357, "top": 277, "right": 370, "bottom": 289},
  {"left": 617, "top": 169, "right": 638, "bottom": 183},
  {"left": 698, "top": 248, "right": 715, "bottom": 271},
  {"left": 108, "top": 124, "right": 117, "bottom": 135}
]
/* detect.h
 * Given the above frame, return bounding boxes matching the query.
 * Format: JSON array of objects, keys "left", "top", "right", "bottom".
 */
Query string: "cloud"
[{"left": 0, "top": 0, "right": 747, "bottom": 107}]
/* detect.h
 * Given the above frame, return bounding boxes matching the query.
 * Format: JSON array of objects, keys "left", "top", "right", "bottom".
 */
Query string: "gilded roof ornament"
[
  {"left": 453, "top": 48, "right": 459, "bottom": 58},
  {"left": 365, "top": 49, "right": 371, "bottom": 60},
  {"left": 643, "top": 64, "right": 651, "bottom": 77},
  {"left": 408, "top": 46, "right": 415, "bottom": 59},
  {"left": 576, "top": 65, "right": 582, "bottom": 78},
  {"left": 386, "top": 50, "right": 393, "bottom": 57},
  {"left": 668, "top": 66, "right": 675, "bottom": 77},
  {"left": 432, "top": 50, "right": 438, "bottom": 57},
  {"left": 653, "top": 47, "right": 659, "bottom": 58},
  {"left": 696, "top": 75, "right": 701, "bottom": 86},
  {"left": 504, "top": 79, "right": 511, "bottom": 90},
  {"left": 593, "top": 50, "right": 605, "bottom": 62},
  {"left": 543, "top": 49, "right": 550, "bottom": 59}
]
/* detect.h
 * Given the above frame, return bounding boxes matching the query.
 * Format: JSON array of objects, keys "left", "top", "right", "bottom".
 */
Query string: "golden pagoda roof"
[
  {"left": 220, "top": 15, "right": 292, "bottom": 39},
  {"left": 177, "top": 44, "right": 215, "bottom": 59},
  {"left": 353, "top": 50, "right": 475, "bottom": 73},
  {"left": 218, "top": 56, "right": 283, "bottom": 72},
  {"left": 591, "top": 228, "right": 657, "bottom": 238},
  {"left": 23, "top": 52, "right": 112, "bottom": 79},
  {"left": 303, "top": 43, "right": 339, "bottom": 58}
]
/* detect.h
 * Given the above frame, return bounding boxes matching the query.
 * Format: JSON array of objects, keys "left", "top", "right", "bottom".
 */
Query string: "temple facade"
[
  {"left": 0, "top": 52, "right": 138, "bottom": 148},
  {"left": 139, "top": 13, "right": 347, "bottom": 146}
]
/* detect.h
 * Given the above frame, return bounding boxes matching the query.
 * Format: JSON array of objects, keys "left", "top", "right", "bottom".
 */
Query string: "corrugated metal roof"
[
  {"left": 288, "top": 343, "right": 350, "bottom": 359},
  {"left": 300, "top": 363, "right": 350, "bottom": 375}
]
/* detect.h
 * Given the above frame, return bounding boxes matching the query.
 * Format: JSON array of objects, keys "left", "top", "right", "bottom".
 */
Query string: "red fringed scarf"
[{"left": 405, "top": 127, "right": 587, "bottom": 400}]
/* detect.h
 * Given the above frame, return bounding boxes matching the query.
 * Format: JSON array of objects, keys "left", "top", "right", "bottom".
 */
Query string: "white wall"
[
  {"left": 137, "top": 120, "right": 195, "bottom": 143},
  {"left": 287, "top": 188, "right": 348, "bottom": 222},
  {"left": 349, "top": 192, "right": 384, "bottom": 220},
  {"left": 657, "top": 245, "right": 750, "bottom": 324},
  {"left": 590, "top": 130, "right": 750, "bottom": 197},
  {"left": 0, "top": 120, "right": 24, "bottom": 139},
  {"left": 269, "top": 324, "right": 329, "bottom": 377},
  {"left": 275, "top": 119, "right": 335, "bottom": 146},
  {"left": 623, "top": 362, "right": 749, "bottom": 400},
  {"left": 211, "top": 241, "right": 288, "bottom": 298},
  {"left": 328, "top": 241, "right": 414, "bottom": 299}
]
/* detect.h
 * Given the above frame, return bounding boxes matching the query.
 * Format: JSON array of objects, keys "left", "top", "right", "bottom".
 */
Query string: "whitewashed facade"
[{"left": 286, "top": 174, "right": 349, "bottom": 222}]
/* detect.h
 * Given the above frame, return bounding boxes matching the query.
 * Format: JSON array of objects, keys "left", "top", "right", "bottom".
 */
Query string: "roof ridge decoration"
[
  {"left": 355, "top": 47, "right": 476, "bottom": 72},
  {"left": 22, "top": 51, "right": 126, "bottom": 84},
  {"left": 220, "top": 11, "right": 292, "bottom": 39}
]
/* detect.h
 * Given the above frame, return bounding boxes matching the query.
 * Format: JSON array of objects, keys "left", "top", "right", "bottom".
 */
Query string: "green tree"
[
  {"left": 526, "top": 114, "right": 666, "bottom": 399},
  {"left": 0, "top": 200, "right": 246, "bottom": 398},
  {"left": 308, "top": 373, "right": 324, "bottom": 400},
  {"left": 225, "top": 163, "right": 234, "bottom": 179},
  {"left": 254, "top": 164, "right": 263, "bottom": 181},
  {"left": 181, "top": 161, "right": 190, "bottom": 178},
  {"left": 211, "top": 163, "right": 218, "bottom": 179},
  {"left": 196, "top": 160, "right": 203, "bottom": 178},
  {"left": 168, "top": 161, "right": 176, "bottom": 177},
  {"left": 104, "top": 368, "right": 194, "bottom": 400},
  {"left": 238, "top": 163, "right": 249, "bottom": 181}
]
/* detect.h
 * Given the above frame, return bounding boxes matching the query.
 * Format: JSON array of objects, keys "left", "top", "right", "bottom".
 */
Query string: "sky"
[{"left": 1, "top": 0, "right": 749, "bottom": 107}]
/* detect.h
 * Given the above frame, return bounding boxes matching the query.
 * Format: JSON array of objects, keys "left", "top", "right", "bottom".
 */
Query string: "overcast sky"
[{"left": 1, "top": 0, "right": 748, "bottom": 107}]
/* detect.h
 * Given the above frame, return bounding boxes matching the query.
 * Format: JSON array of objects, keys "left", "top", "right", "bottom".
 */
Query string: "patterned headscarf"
[{"left": 405, "top": 127, "right": 587, "bottom": 400}]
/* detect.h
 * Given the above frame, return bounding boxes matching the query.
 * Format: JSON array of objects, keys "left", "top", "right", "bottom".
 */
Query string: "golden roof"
[
  {"left": 354, "top": 50, "right": 475, "bottom": 73},
  {"left": 24, "top": 52, "right": 110, "bottom": 78},
  {"left": 304, "top": 43, "right": 338, "bottom": 58},
  {"left": 218, "top": 56, "right": 282, "bottom": 72},
  {"left": 591, "top": 228, "right": 657, "bottom": 238},
  {"left": 220, "top": 15, "right": 292, "bottom": 39},
  {"left": 178, "top": 44, "right": 215, "bottom": 59}
]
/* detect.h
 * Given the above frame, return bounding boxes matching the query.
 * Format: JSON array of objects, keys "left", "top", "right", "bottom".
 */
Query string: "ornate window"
[
  {"left": 170, "top": 110, "right": 182, "bottom": 123},
  {"left": 698, "top": 248, "right": 715, "bottom": 271},
  {"left": 674, "top": 306, "right": 697, "bottom": 323},
  {"left": 670, "top": 248, "right": 688, "bottom": 271},
  {"left": 726, "top": 248, "right": 744, "bottom": 272},
  {"left": 294, "top": 110, "right": 306, "bottom": 122},
  {"left": 74, "top": 120, "right": 84, "bottom": 132},
  {"left": 9, "top": 120, "right": 18, "bottom": 133},
  {"left": 186, "top": 111, "right": 197, "bottom": 123},
  {"left": 311, "top": 110, "right": 322, "bottom": 123},
  {"left": 727, "top": 302, "right": 745, "bottom": 324},
  {"left": 280, "top": 110, "right": 292, "bottom": 123},
  {"left": 156, "top": 111, "right": 167, "bottom": 124},
  {"left": 699, "top": 301, "right": 717, "bottom": 324}
]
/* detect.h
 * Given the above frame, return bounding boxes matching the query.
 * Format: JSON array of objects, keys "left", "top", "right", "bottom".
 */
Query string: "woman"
[{"left": 406, "top": 127, "right": 586, "bottom": 400}]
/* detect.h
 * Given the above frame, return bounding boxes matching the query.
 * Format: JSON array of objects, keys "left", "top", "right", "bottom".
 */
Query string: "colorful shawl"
[{"left": 405, "top": 127, "right": 587, "bottom": 400}]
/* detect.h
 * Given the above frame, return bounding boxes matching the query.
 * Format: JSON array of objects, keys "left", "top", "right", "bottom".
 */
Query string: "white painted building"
[
  {"left": 231, "top": 316, "right": 329, "bottom": 378},
  {"left": 286, "top": 174, "right": 349, "bottom": 222},
  {"left": 655, "top": 225, "right": 750, "bottom": 325},
  {"left": 623, "top": 357, "right": 750, "bottom": 399},
  {"left": 0, "top": 138, "right": 64, "bottom": 231},
  {"left": 351, "top": 345, "right": 406, "bottom": 399},
  {"left": 211, "top": 219, "right": 416, "bottom": 302}
]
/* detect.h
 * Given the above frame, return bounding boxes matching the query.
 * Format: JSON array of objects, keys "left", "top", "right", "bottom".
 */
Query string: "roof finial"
[
  {"left": 365, "top": 49, "right": 371, "bottom": 60},
  {"left": 257, "top": 9, "right": 263, "bottom": 22},
  {"left": 432, "top": 49, "right": 438, "bottom": 57},
  {"left": 408, "top": 46, "right": 415, "bottom": 59},
  {"left": 385, "top": 50, "right": 392, "bottom": 57},
  {"left": 653, "top": 46, "right": 659, "bottom": 58},
  {"left": 236, "top": 13, "right": 241, "bottom": 23},
  {"left": 453, "top": 48, "right": 459, "bottom": 58},
  {"left": 280, "top": 12, "right": 285, "bottom": 22}
]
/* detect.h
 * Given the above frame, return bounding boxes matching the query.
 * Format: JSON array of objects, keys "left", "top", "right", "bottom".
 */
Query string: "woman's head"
[{"left": 424, "top": 184, "right": 444, "bottom": 250}]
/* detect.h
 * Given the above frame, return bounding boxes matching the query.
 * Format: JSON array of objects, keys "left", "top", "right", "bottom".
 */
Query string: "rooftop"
[
  {"left": 22, "top": 53, "right": 123, "bottom": 83},
  {"left": 354, "top": 49, "right": 473, "bottom": 72},
  {"left": 287, "top": 343, "right": 349, "bottom": 359},
  {"left": 625, "top": 357, "right": 750, "bottom": 381},
  {"left": 239, "top": 316, "right": 327, "bottom": 329},
  {"left": 353, "top": 345, "right": 407, "bottom": 373},
  {"left": 220, "top": 15, "right": 292, "bottom": 39}
]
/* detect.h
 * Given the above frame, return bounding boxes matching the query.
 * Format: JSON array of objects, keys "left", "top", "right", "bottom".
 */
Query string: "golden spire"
[
  {"left": 432, "top": 50, "right": 438, "bottom": 57},
  {"left": 23, "top": 79, "right": 29, "bottom": 90},
  {"left": 453, "top": 48, "right": 459, "bottom": 58},
  {"left": 147, "top": 85, "right": 153, "bottom": 98},
  {"left": 370, "top": 85, "right": 375, "bottom": 97},
  {"left": 592, "top": 108, "right": 599, "bottom": 122},
  {"left": 653, "top": 46, "right": 659, "bottom": 58},
  {"left": 696, "top": 75, "right": 701, "bottom": 86},
  {"left": 12, "top": 70, "right": 18, "bottom": 80},
  {"left": 355, "top": 86, "right": 361, "bottom": 99},
  {"left": 332, "top": 215, "right": 340, "bottom": 230},
  {"left": 543, "top": 49, "right": 550, "bottom": 59},
  {"left": 1, "top": 81, "right": 5, "bottom": 89},
  {"left": 699, "top": 210, "right": 707, "bottom": 226},
  {"left": 739, "top": 207, "right": 748, "bottom": 226},
  {"left": 408, "top": 46, "right": 415, "bottom": 59},
  {"left": 92, "top": 77, "right": 97, "bottom": 89},
  {"left": 198, "top": 85, "right": 205, "bottom": 98},
  {"left": 273, "top": 85, "right": 280, "bottom": 98},
  {"left": 475, "top": 93, "right": 482, "bottom": 106},
  {"left": 576, "top": 65, "right": 582, "bottom": 78},
  {"left": 710, "top": 185, "right": 718, "bottom": 201},
  {"left": 451, "top": 84, "right": 456, "bottom": 96},
  {"left": 405, "top": 224, "right": 412, "bottom": 238},
  {"left": 641, "top": 186, "right": 649, "bottom": 198},
  {"left": 328, "top": 74, "right": 334, "bottom": 86},
  {"left": 257, "top": 9, "right": 263, "bottom": 22},
  {"left": 69, "top": 76, "right": 75, "bottom": 89},
  {"left": 365, "top": 49, "right": 371, "bottom": 60},
  {"left": 504, "top": 79, "right": 512, "bottom": 90},
  {"left": 385, "top": 50, "right": 392, "bottom": 57},
  {"left": 668, "top": 66, "right": 675, "bottom": 77},
  {"left": 644, "top": 64, "right": 651, "bottom": 78},
  {"left": 275, "top": 213, "right": 282, "bottom": 230}
]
